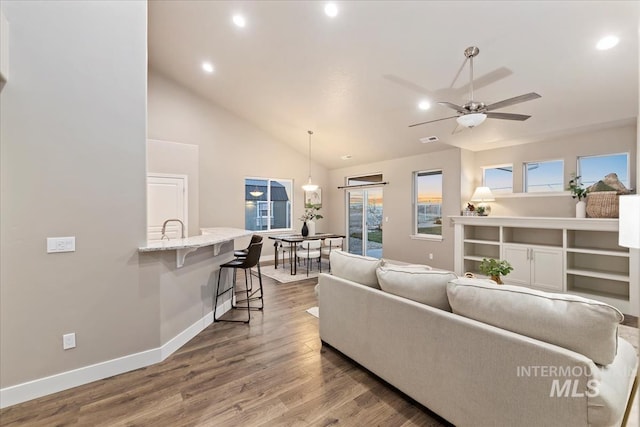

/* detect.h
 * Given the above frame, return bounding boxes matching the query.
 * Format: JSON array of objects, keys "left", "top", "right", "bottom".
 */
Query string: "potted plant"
[
  {"left": 299, "top": 205, "right": 323, "bottom": 236},
  {"left": 568, "top": 174, "right": 588, "bottom": 218},
  {"left": 478, "top": 258, "right": 513, "bottom": 285}
]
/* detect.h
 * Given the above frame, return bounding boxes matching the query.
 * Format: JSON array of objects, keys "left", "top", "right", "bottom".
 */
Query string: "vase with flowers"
[
  {"left": 568, "top": 174, "right": 588, "bottom": 218},
  {"left": 299, "top": 205, "right": 323, "bottom": 236}
]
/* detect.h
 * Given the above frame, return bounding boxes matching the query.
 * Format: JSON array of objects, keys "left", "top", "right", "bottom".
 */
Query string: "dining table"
[{"left": 268, "top": 233, "right": 345, "bottom": 275}]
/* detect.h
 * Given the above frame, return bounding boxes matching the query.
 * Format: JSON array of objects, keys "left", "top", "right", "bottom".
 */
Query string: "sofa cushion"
[
  {"left": 330, "top": 250, "right": 382, "bottom": 288},
  {"left": 377, "top": 266, "right": 457, "bottom": 311},
  {"left": 446, "top": 278, "right": 623, "bottom": 365},
  {"left": 381, "top": 259, "right": 433, "bottom": 270}
]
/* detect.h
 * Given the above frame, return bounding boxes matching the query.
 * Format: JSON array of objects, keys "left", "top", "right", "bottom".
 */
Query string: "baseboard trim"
[{"left": 0, "top": 301, "right": 232, "bottom": 409}]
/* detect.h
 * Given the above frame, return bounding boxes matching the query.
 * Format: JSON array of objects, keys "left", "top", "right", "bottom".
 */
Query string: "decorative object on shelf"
[
  {"left": 568, "top": 174, "right": 588, "bottom": 218},
  {"left": 463, "top": 202, "right": 477, "bottom": 216},
  {"left": 619, "top": 195, "right": 640, "bottom": 249},
  {"left": 301, "top": 130, "right": 319, "bottom": 192},
  {"left": 299, "top": 205, "right": 323, "bottom": 237},
  {"left": 470, "top": 187, "right": 495, "bottom": 216},
  {"left": 586, "top": 191, "right": 619, "bottom": 218},
  {"left": 586, "top": 173, "right": 630, "bottom": 194},
  {"left": 479, "top": 258, "right": 513, "bottom": 285}
]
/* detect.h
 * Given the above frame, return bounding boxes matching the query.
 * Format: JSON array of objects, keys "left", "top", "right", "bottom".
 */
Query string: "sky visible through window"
[
  {"left": 525, "top": 160, "right": 564, "bottom": 192},
  {"left": 578, "top": 153, "right": 629, "bottom": 188},
  {"left": 484, "top": 166, "right": 513, "bottom": 193}
]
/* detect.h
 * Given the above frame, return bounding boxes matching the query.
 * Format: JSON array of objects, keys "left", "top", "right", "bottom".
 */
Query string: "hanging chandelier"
[{"left": 302, "top": 130, "right": 318, "bottom": 192}]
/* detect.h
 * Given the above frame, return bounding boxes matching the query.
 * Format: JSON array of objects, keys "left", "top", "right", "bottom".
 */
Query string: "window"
[
  {"left": 578, "top": 153, "right": 629, "bottom": 188},
  {"left": 414, "top": 170, "right": 443, "bottom": 237},
  {"left": 483, "top": 165, "right": 513, "bottom": 194},
  {"left": 244, "top": 178, "right": 292, "bottom": 231},
  {"left": 524, "top": 160, "right": 564, "bottom": 193}
]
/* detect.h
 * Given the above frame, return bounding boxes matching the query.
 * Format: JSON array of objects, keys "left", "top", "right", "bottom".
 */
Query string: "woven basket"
[{"left": 586, "top": 191, "right": 619, "bottom": 218}]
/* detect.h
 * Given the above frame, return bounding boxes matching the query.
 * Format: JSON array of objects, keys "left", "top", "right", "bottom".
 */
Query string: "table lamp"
[{"left": 471, "top": 187, "right": 495, "bottom": 216}]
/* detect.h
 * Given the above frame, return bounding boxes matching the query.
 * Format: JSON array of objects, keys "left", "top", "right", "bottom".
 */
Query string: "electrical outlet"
[
  {"left": 63, "top": 333, "right": 76, "bottom": 350},
  {"left": 428, "top": 253, "right": 434, "bottom": 260}
]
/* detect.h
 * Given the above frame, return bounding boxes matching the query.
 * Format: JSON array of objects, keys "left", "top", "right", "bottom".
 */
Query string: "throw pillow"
[
  {"left": 446, "top": 279, "right": 623, "bottom": 365},
  {"left": 330, "top": 250, "right": 382, "bottom": 288},
  {"left": 377, "top": 266, "right": 457, "bottom": 311}
]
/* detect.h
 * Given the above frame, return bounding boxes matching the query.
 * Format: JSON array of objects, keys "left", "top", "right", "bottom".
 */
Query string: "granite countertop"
[{"left": 139, "top": 227, "right": 252, "bottom": 252}]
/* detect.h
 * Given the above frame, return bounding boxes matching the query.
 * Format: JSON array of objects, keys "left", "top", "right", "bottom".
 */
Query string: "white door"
[
  {"left": 502, "top": 245, "right": 530, "bottom": 286},
  {"left": 147, "top": 174, "right": 188, "bottom": 242},
  {"left": 531, "top": 247, "right": 564, "bottom": 292}
]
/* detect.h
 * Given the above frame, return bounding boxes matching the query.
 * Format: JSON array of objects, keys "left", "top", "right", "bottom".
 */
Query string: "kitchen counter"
[{"left": 139, "top": 227, "right": 252, "bottom": 267}]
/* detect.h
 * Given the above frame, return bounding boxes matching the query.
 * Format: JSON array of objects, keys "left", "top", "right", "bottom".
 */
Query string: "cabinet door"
[
  {"left": 531, "top": 248, "right": 564, "bottom": 292},
  {"left": 502, "top": 245, "right": 530, "bottom": 286}
]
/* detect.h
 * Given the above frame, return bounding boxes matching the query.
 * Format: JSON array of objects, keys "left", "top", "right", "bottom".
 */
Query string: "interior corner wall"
[
  {"left": 326, "top": 148, "right": 462, "bottom": 271},
  {"left": 0, "top": 0, "right": 151, "bottom": 389},
  {"left": 146, "top": 70, "right": 329, "bottom": 256},
  {"left": 472, "top": 123, "right": 637, "bottom": 217}
]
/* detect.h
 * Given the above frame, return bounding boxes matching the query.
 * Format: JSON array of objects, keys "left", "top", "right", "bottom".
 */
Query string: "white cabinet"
[
  {"left": 502, "top": 244, "right": 563, "bottom": 291},
  {"left": 451, "top": 216, "right": 638, "bottom": 316}
]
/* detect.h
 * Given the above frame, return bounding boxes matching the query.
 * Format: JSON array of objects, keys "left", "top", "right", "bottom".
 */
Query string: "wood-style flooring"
[{"left": 0, "top": 272, "right": 449, "bottom": 426}]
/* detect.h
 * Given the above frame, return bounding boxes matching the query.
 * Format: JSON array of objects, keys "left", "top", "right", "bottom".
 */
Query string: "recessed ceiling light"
[
  {"left": 596, "top": 35, "right": 619, "bottom": 50},
  {"left": 419, "top": 136, "right": 439, "bottom": 144},
  {"left": 201, "top": 62, "right": 214, "bottom": 74},
  {"left": 418, "top": 100, "right": 431, "bottom": 111},
  {"left": 232, "top": 14, "right": 246, "bottom": 28},
  {"left": 324, "top": 3, "right": 338, "bottom": 18},
  {"left": 341, "top": 155, "right": 352, "bottom": 160}
]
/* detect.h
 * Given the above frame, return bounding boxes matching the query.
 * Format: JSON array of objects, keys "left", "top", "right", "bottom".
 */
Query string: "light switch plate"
[{"left": 47, "top": 237, "right": 75, "bottom": 253}]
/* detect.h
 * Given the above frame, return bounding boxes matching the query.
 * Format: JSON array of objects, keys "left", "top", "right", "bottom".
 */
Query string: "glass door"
[{"left": 347, "top": 188, "right": 383, "bottom": 258}]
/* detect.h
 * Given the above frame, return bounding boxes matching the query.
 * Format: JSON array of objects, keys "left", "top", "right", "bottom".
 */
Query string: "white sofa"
[{"left": 317, "top": 251, "right": 638, "bottom": 427}]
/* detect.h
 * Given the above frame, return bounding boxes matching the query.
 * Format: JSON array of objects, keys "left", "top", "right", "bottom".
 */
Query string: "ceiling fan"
[{"left": 409, "top": 46, "right": 541, "bottom": 129}]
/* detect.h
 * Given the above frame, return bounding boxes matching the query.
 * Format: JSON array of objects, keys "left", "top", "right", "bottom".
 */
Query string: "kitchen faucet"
[{"left": 161, "top": 219, "right": 185, "bottom": 240}]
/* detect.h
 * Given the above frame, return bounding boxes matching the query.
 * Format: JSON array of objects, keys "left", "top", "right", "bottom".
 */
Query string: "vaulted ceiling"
[{"left": 148, "top": 1, "right": 639, "bottom": 169}]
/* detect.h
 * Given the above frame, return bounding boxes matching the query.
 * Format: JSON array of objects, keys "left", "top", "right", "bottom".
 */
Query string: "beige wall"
[
  {"left": 471, "top": 123, "right": 637, "bottom": 217},
  {"left": 147, "top": 71, "right": 329, "bottom": 256},
  {"left": 326, "top": 148, "right": 465, "bottom": 271},
  {"left": 147, "top": 139, "right": 200, "bottom": 237},
  {"left": 0, "top": 1, "right": 151, "bottom": 387}
]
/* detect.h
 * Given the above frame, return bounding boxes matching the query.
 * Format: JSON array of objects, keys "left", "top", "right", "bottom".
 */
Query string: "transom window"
[
  {"left": 244, "top": 178, "right": 292, "bottom": 231},
  {"left": 483, "top": 165, "right": 513, "bottom": 194},
  {"left": 578, "top": 153, "right": 629, "bottom": 189},
  {"left": 414, "top": 170, "right": 443, "bottom": 237},
  {"left": 524, "top": 160, "right": 564, "bottom": 193}
]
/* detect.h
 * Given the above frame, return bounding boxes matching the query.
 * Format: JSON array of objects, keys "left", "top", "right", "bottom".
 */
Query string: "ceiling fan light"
[{"left": 457, "top": 113, "right": 487, "bottom": 128}]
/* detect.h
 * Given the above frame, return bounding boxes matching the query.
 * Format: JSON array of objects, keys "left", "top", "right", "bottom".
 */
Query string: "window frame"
[
  {"left": 412, "top": 169, "right": 443, "bottom": 240},
  {"left": 523, "top": 159, "right": 565, "bottom": 193},
  {"left": 577, "top": 152, "right": 630, "bottom": 189},
  {"left": 244, "top": 177, "right": 293, "bottom": 232},
  {"left": 482, "top": 164, "right": 514, "bottom": 194}
]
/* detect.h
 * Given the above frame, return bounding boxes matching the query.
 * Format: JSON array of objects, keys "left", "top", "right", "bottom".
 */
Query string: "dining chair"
[
  {"left": 321, "top": 237, "right": 343, "bottom": 272},
  {"left": 297, "top": 240, "right": 322, "bottom": 277}
]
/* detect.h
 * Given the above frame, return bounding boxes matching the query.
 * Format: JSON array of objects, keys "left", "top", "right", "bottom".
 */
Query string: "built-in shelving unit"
[{"left": 451, "top": 216, "right": 638, "bottom": 315}]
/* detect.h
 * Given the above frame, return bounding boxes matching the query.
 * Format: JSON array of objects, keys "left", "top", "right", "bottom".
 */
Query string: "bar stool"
[
  {"left": 234, "top": 235, "right": 263, "bottom": 289},
  {"left": 213, "top": 241, "right": 264, "bottom": 323}
]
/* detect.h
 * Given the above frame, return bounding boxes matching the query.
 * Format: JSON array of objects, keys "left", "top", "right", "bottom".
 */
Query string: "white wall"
[
  {"left": 471, "top": 123, "right": 637, "bottom": 217},
  {"left": 147, "top": 71, "right": 330, "bottom": 255},
  {"left": 0, "top": 1, "right": 150, "bottom": 388},
  {"left": 327, "top": 148, "right": 464, "bottom": 271}
]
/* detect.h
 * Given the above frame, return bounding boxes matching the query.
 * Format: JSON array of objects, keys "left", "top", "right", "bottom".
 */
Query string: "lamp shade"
[
  {"left": 619, "top": 195, "right": 640, "bottom": 249},
  {"left": 457, "top": 113, "right": 487, "bottom": 128},
  {"left": 470, "top": 186, "right": 495, "bottom": 202}
]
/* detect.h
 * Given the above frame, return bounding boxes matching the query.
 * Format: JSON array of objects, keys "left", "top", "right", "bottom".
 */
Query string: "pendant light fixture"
[{"left": 302, "top": 130, "right": 318, "bottom": 192}]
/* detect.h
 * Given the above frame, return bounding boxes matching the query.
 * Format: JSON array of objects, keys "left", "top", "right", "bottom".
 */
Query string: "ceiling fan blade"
[
  {"left": 408, "top": 115, "right": 458, "bottom": 128},
  {"left": 452, "top": 67, "right": 513, "bottom": 97},
  {"left": 438, "top": 101, "right": 465, "bottom": 112},
  {"left": 485, "top": 92, "right": 541, "bottom": 111},
  {"left": 448, "top": 57, "right": 469, "bottom": 89},
  {"left": 486, "top": 112, "right": 531, "bottom": 121},
  {"left": 382, "top": 74, "right": 437, "bottom": 97}
]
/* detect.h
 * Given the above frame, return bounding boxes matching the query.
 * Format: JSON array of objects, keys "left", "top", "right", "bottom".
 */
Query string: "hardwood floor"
[{"left": 0, "top": 273, "right": 449, "bottom": 427}]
